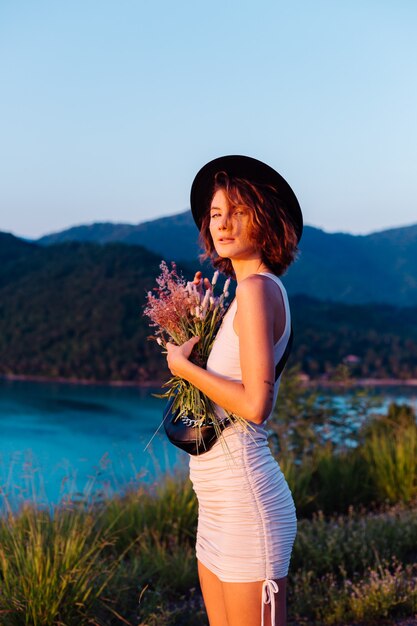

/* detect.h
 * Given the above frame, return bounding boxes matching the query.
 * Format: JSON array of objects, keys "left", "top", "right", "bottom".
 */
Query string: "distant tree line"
[{"left": 290, "top": 294, "right": 417, "bottom": 380}]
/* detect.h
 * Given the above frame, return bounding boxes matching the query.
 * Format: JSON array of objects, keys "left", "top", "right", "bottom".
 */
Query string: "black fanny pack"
[{"left": 163, "top": 325, "right": 294, "bottom": 455}]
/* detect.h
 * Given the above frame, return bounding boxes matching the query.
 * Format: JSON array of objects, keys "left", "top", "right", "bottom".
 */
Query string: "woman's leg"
[
  {"left": 221, "top": 577, "right": 287, "bottom": 626},
  {"left": 198, "top": 558, "right": 287, "bottom": 626},
  {"left": 198, "top": 559, "right": 229, "bottom": 626}
]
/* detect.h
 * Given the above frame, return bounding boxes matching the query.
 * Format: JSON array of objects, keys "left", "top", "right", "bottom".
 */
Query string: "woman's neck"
[{"left": 232, "top": 258, "right": 271, "bottom": 283}]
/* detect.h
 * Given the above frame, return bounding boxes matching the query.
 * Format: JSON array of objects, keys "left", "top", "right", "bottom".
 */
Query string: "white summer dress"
[{"left": 189, "top": 272, "right": 297, "bottom": 626}]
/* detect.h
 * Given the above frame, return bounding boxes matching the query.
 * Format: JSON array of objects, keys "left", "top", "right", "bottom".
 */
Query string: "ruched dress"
[{"left": 189, "top": 272, "right": 297, "bottom": 625}]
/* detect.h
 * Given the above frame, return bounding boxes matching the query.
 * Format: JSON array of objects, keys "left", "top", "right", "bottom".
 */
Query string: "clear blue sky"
[{"left": 1, "top": 0, "right": 416, "bottom": 239}]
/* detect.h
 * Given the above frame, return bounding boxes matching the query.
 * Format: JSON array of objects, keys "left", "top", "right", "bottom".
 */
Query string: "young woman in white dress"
[{"left": 165, "top": 155, "right": 303, "bottom": 626}]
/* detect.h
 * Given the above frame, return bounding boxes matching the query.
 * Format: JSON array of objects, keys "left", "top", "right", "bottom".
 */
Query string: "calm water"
[
  {"left": 0, "top": 378, "right": 416, "bottom": 512},
  {"left": 0, "top": 379, "right": 186, "bottom": 513}
]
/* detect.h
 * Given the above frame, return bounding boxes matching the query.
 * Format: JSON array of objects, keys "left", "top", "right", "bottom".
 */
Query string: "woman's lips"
[{"left": 218, "top": 238, "right": 235, "bottom": 244}]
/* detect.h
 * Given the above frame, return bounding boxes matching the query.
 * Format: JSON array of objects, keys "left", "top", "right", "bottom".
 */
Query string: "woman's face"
[{"left": 209, "top": 188, "right": 260, "bottom": 261}]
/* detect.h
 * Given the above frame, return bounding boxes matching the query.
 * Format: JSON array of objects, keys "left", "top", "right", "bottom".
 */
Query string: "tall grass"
[
  {"left": 0, "top": 469, "right": 201, "bottom": 626},
  {"left": 1, "top": 472, "right": 416, "bottom": 625},
  {"left": 0, "top": 499, "right": 139, "bottom": 626},
  {"left": 361, "top": 403, "right": 417, "bottom": 504}
]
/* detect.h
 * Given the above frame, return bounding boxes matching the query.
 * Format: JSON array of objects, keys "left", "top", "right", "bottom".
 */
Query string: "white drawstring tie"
[{"left": 261, "top": 579, "right": 279, "bottom": 626}]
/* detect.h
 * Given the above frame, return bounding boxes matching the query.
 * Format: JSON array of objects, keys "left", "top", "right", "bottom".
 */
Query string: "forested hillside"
[
  {"left": 291, "top": 294, "right": 417, "bottom": 380},
  {"left": 35, "top": 214, "right": 417, "bottom": 307},
  {"left": 0, "top": 234, "right": 169, "bottom": 382},
  {"left": 1, "top": 232, "right": 417, "bottom": 383}
]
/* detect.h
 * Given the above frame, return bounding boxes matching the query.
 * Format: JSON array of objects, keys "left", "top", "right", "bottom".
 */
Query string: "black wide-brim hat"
[{"left": 190, "top": 155, "right": 303, "bottom": 243}]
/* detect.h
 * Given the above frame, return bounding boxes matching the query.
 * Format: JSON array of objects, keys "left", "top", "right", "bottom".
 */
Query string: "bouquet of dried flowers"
[{"left": 143, "top": 260, "right": 249, "bottom": 449}]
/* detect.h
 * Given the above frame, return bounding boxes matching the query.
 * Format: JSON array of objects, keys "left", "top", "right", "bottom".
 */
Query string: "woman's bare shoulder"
[
  {"left": 236, "top": 273, "right": 279, "bottom": 301},
  {"left": 235, "top": 274, "right": 285, "bottom": 340}
]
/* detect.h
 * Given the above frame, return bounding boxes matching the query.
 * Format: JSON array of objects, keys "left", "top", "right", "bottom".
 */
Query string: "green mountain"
[
  {"left": 1, "top": 232, "right": 417, "bottom": 383},
  {"left": 37, "top": 212, "right": 201, "bottom": 264},
  {"left": 289, "top": 224, "right": 417, "bottom": 307},
  {"left": 35, "top": 214, "right": 417, "bottom": 306}
]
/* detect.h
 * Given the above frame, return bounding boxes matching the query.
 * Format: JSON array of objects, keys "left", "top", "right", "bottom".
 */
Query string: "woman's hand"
[{"left": 166, "top": 336, "right": 200, "bottom": 377}]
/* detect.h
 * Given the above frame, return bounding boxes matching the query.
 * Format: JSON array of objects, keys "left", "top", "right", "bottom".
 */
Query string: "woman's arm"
[{"left": 166, "top": 275, "right": 279, "bottom": 424}]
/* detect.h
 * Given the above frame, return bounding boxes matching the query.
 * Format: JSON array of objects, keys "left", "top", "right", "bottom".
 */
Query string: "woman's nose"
[{"left": 218, "top": 214, "right": 230, "bottom": 229}]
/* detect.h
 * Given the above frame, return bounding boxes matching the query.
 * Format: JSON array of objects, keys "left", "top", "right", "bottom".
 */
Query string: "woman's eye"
[{"left": 211, "top": 212, "right": 221, "bottom": 218}]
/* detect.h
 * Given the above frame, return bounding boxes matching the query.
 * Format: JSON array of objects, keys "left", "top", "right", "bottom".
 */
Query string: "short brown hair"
[{"left": 198, "top": 171, "right": 300, "bottom": 277}]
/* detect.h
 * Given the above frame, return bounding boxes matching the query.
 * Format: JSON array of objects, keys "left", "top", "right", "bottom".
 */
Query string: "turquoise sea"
[
  {"left": 1, "top": 378, "right": 416, "bottom": 513},
  {"left": 0, "top": 379, "right": 185, "bottom": 513}
]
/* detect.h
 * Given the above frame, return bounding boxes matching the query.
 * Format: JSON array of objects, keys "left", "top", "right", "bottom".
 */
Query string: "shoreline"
[
  {"left": 1, "top": 372, "right": 417, "bottom": 388},
  {"left": 0, "top": 373, "right": 162, "bottom": 388}
]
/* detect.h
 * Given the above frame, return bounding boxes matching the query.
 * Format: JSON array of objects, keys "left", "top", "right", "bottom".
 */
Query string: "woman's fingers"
[
  {"left": 193, "top": 271, "right": 202, "bottom": 285},
  {"left": 166, "top": 335, "right": 199, "bottom": 355},
  {"left": 192, "top": 271, "right": 213, "bottom": 293},
  {"left": 166, "top": 336, "right": 200, "bottom": 375},
  {"left": 181, "top": 335, "right": 200, "bottom": 359}
]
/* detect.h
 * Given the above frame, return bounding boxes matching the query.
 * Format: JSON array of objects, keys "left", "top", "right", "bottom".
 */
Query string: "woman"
[{"left": 165, "top": 155, "right": 303, "bottom": 626}]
